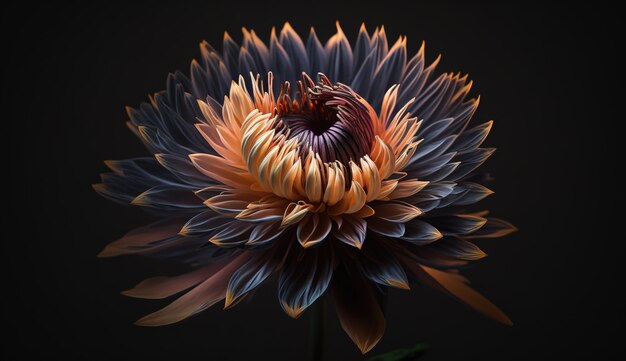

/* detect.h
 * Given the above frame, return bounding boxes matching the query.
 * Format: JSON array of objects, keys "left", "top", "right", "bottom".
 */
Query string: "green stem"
[{"left": 308, "top": 296, "right": 327, "bottom": 361}]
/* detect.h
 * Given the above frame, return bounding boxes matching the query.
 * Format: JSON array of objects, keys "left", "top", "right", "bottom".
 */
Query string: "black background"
[{"left": 2, "top": 1, "right": 621, "bottom": 360}]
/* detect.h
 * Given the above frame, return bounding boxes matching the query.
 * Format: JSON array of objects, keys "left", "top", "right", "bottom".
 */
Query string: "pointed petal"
[
  {"left": 282, "top": 201, "right": 313, "bottom": 227},
  {"left": 189, "top": 153, "right": 253, "bottom": 188},
  {"left": 325, "top": 22, "right": 353, "bottom": 82},
  {"left": 368, "top": 218, "right": 406, "bottom": 237},
  {"left": 387, "top": 179, "right": 429, "bottom": 200},
  {"left": 452, "top": 121, "right": 493, "bottom": 152},
  {"left": 225, "top": 251, "right": 279, "bottom": 308},
  {"left": 209, "top": 221, "right": 255, "bottom": 247},
  {"left": 331, "top": 267, "right": 386, "bottom": 354},
  {"left": 306, "top": 27, "right": 327, "bottom": 75},
  {"left": 278, "top": 246, "right": 334, "bottom": 317},
  {"left": 465, "top": 218, "right": 518, "bottom": 239},
  {"left": 402, "top": 220, "right": 443, "bottom": 244},
  {"left": 415, "top": 265, "right": 512, "bottom": 325},
  {"left": 135, "top": 253, "right": 248, "bottom": 326},
  {"left": 361, "top": 242, "right": 410, "bottom": 289},
  {"left": 372, "top": 202, "right": 422, "bottom": 223},
  {"left": 279, "top": 22, "right": 310, "bottom": 77},
  {"left": 98, "top": 219, "right": 186, "bottom": 257},
  {"left": 332, "top": 216, "right": 366, "bottom": 249},
  {"left": 123, "top": 262, "right": 227, "bottom": 299},
  {"left": 180, "top": 211, "right": 228, "bottom": 236},
  {"left": 246, "top": 221, "right": 285, "bottom": 246},
  {"left": 131, "top": 185, "right": 203, "bottom": 210},
  {"left": 427, "top": 237, "right": 487, "bottom": 260},
  {"left": 297, "top": 213, "right": 332, "bottom": 248},
  {"left": 427, "top": 214, "right": 487, "bottom": 235}
]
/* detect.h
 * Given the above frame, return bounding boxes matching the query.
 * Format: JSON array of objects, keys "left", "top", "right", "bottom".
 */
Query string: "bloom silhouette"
[{"left": 95, "top": 22, "right": 516, "bottom": 353}]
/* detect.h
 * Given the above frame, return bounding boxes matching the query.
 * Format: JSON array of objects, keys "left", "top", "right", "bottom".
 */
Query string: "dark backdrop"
[{"left": 2, "top": 1, "right": 621, "bottom": 360}]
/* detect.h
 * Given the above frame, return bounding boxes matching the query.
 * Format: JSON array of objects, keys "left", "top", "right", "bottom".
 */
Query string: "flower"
[{"left": 94, "top": 22, "right": 516, "bottom": 353}]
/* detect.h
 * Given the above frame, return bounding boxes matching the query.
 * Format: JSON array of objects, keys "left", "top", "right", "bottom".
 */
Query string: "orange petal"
[
  {"left": 189, "top": 153, "right": 253, "bottom": 189},
  {"left": 282, "top": 201, "right": 313, "bottom": 227},
  {"left": 373, "top": 202, "right": 422, "bottom": 223},
  {"left": 376, "top": 179, "right": 398, "bottom": 200},
  {"left": 388, "top": 179, "right": 429, "bottom": 199},
  {"left": 416, "top": 264, "right": 512, "bottom": 326},
  {"left": 204, "top": 192, "right": 252, "bottom": 215},
  {"left": 304, "top": 152, "right": 323, "bottom": 203},
  {"left": 122, "top": 263, "right": 226, "bottom": 299},
  {"left": 134, "top": 253, "right": 249, "bottom": 326},
  {"left": 98, "top": 220, "right": 185, "bottom": 257},
  {"left": 331, "top": 268, "right": 386, "bottom": 354},
  {"left": 360, "top": 156, "right": 381, "bottom": 202},
  {"left": 329, "top": 181, "right": 366, "bottom": 216},
  {"left": 323, "top": 162, "right": 345, "bottom": 206}
]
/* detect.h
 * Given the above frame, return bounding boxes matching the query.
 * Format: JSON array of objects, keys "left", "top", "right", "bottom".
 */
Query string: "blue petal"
[{"left": 278, "top": 245, "right": 334, "bottom": 318}]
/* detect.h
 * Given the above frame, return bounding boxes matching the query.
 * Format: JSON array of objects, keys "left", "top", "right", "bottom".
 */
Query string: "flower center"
[{"left": 276, "top": 74, "right": 375, "bottom": 166}]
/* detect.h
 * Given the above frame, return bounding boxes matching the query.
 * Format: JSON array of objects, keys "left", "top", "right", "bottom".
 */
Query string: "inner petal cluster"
[
  {"left": 276, "top": 74, "right": 375, "bottom": 166},
  {"left": 191, "top": 72, "right": 423, "bottom": 229}
]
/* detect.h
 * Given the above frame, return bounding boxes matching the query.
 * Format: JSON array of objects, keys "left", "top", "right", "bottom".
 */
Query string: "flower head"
[{"left": 95, "top": 22, "right": 516, "bottom": 353}]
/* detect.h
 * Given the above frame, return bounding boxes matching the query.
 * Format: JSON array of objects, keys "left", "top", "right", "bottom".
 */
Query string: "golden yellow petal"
[
  {"left": 388, "top": 179, "right": 429, "bottom": 200},
  {"left": 305, "top": 152, "right": 323, "bottom": 203},
  {"left": 323, "top": 162, "right": 345, "bottom": 206},
  {"left": 282, "top": 201, "right": 313, "bottom": 227}
]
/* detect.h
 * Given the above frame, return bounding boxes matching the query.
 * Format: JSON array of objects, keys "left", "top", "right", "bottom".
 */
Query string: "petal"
[
  {"left": 98, "top": 219, "right": 186, "bottom": 257},
  {"left": 279, "top": 22, "right": 309, "bottom": 78},
  {"left": 297, "top": 213, "right": 332, "bottom": 248},
  {"left": 448, "top": 148, "right": 496, "bottom": 181},
  {"left": 204, "top": 192, "right": 252, "bottom": 215},
  {"left": 209, "top": 221, "right": 255, "bottom": 247},
  {"left": 155, "top": 153, "right": 211, "bottom": 187},
  {"left": 328, "top": 181, "right": 366, "bottom": 216},
  {"left": 222, "top": 32, "right": 239, "bottom": 75},
  {"left": 180, "top": 211, "right": 228, "bottom": 236},
  {"left": 360, "top": 241, "right": 410, "bottom": 289},
  {"left": 387, "top": 179, "right": 429, "bottom": 200},
  {"left": 371, "top": 37, "right": 407, "bottom": 108},
  {"left": 323, "top": 163, "right": 345, "bottom": 206},
  {"left": 236, "top": 197, "right": 289, "bottom": 222},
  {"left": 452, "top": 121, "right": 493, "bottom": 152},
  {"left": 372, "top": 202, "right": 422, "bottom": 223},
  {"left": 332, "top": 216, "right": 367, "bottom": 249},
  {"left": 427, "top": 214, "right": 487, "bottom": 235},
  {"left": 131, "top": 185, "right": 203, "bottom": 211},
  {"left": 225, "top": 251, "right": 279, "bottom": 308},
  {"left": 123, "top": 262, "right": 227, "bottom": 299},
  {"left": 465, "top": 218, "right": 517, "bottom": 239},
  {"left": 368, "top": 218, "right": 406, "bottom": 237},
  {"left": 306, "top": 27, "right": 327, "bottom": 75},
  {"left": 135, "top": 253, "right": 249, "bottom": 326},
  {"left": 352, "top": 23, "right": 372, "bottom": 72},
  {"left": 440, "top": 182, "right": 493, "bottom": 207},
  {"left": 331, "top": 266, "right": 386, "bottom": 354},
  {"left": 189, "top": 153, "right": 253, "bottom": 189},
  {"left": 282, "top": 201, "right": 313, "bottom": 227},
  {"left": 305, "top": 153, "right": 323, "bottom": 202},
  {"left": 415, "top": 265, "right": 512, "bottom": 326},
  {"left": 402, "top": 220, "right": 443, "bottom": 245},
  {"left": 278, "top": 246, "right": 334, "bottom": 318},
  {"left": 325, "top": 21, "right": 353, "bottom": 82},
  {"left": 246, "top": 221, "right": 285, "bottom": 246},
  {"left": 269, "top": 28, "right": 292, "bottom": 85},
  {"left": 427, "top": 237, "right": 487, "bottom": 260}
]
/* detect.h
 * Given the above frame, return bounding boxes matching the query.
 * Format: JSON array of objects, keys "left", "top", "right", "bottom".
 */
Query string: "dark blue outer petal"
[{"left": 278, "top": 244, "right": 335, "bottom": 318}]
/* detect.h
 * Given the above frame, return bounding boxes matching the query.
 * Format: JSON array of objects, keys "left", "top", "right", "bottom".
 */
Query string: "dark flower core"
[{"left": 277, "top": 74, "right": 375, "bottom": 165}]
